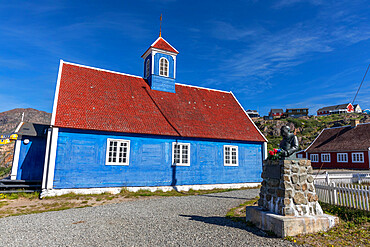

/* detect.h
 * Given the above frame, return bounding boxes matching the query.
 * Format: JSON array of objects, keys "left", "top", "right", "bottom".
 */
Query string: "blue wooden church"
[{"left": 12, "top": 35, "right": 267, "bottom": 196}]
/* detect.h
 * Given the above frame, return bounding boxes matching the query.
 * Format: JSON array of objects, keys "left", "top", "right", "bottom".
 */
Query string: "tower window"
[
  {"left": 159, "top": 57, "right": 169, "bottom": 77},
  {"left": 145, "top": 59, "right": 150, "bottom": 78}
]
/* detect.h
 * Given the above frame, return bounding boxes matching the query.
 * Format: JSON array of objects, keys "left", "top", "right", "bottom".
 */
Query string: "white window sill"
[
  {"left": 172, "top": 163, "right": 190, "bottom": 166},
  {"left": 105, "top": 163, "right": 129, "bottom": 166}
]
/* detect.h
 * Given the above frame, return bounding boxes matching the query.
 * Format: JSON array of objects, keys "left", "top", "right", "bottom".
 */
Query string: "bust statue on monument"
[
  {"left": 279, "top": 126, "right": 299, "bottom": 159},
  {"left": 246, "top": 124, "right": 338, "bottom": 237}
]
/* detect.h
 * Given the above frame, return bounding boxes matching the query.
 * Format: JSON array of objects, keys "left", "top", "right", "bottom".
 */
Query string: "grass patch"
[
  {"left": 321, "top": 202, "right": 370, "bottom": 224},
  {"left": 0, "top": 192, "right": 40, "bottom": 200},
  {"left": 44, "top": 187, "right": 260, "bottom": 200},
  {"left": 226, "top": 197, "right": 259, "bottom": 223}
]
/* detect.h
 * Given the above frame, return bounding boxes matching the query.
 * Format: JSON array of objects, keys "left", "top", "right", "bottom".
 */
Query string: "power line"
[{"left": 352, "top": 63, "right": 370, "bottom": 105}]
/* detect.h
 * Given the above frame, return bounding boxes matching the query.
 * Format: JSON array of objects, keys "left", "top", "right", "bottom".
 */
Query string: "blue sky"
[{"left": 0, "top": 0, "right": 369, "bottom": 116}]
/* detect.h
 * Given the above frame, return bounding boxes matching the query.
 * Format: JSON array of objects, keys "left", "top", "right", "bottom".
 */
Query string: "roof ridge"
[
  {"left": 321, "top": 122, "right": 370, "bottom": 131},
  {"left": 317, "top": 103, "right": 351, "bottom": 111},
  {"left": 175, "top": 82, "right": 230, "bottom": 94},
  {"left": 62, "top": 60, "right": 144, "bottom": 79},
  {"left": 151, "top": 37, "right": 179, "bottom": 53}
]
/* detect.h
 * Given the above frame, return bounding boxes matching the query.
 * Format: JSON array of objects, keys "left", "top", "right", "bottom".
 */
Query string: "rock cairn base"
[{"left": 258, "top": 159, "right": 323, "bottom": 216}]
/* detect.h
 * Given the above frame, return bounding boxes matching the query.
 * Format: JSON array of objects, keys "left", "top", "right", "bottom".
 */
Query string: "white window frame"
[
  {"left": 145, "top": 59, "right": 150, "bottom": 78},
  {"left": 105, "top": 138, "right": 130, "bottom": 166},
  {"left": 172, "top": 142, "right": 190, "bottom": 166},
  {"left": 310, "top": 154, "right": 319, "bottom": 162},
  {"left": 337, "top": 153, "right": 348, "bottom": 163},
  {"left": 159, "top": 57, "right": 169, "bottom": 77},
  {"left": 352, "top": 152, "right": 364, "bottom": 163},
  {"left": 321, "top": 153, "right": 331, "bottom": 162},
  {"left": 224, "top": 145, "right": 239, "bottom": 166}
]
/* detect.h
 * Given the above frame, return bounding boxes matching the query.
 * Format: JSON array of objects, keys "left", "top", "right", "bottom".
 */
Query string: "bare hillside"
[{"left": 0, "top": 108, "right": 51, "bottom": 134}]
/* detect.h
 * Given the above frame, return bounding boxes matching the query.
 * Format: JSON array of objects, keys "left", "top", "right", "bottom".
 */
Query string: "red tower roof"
[{"left": 142, "top": 37, "right": 179, "bottom": 57}]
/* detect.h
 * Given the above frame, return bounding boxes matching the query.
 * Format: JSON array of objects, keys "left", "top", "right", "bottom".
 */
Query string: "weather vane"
[{"left": 159, "top": 14, "right": 162, "bottom": 37}]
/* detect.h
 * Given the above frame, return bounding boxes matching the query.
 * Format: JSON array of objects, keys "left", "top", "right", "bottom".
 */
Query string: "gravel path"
[{"left": 0, "top": 189, "right": 296, "bottom": 246}]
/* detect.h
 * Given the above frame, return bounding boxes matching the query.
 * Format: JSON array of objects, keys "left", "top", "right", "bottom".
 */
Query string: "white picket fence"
[
  {"left": 315, "top": 182, "right": 370, "bottom": 211},
  {"left": 315, "top": 172, "right": 370, "bottom": 184}
]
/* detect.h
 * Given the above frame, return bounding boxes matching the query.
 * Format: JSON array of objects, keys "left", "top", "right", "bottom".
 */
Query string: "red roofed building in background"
[
  {"left": 15, "top": 33, "right": 268, "bottom": 197},
  {"left": 305, "top": 120, "right": 370, "bottom": 169},
  {"left": 317, "top": 103, "right": 354, "bottom": 116}
]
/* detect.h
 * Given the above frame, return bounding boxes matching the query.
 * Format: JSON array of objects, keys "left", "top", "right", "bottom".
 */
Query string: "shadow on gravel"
[
  {"left": 179, "top": 214, "right": 278, "bottom": 239},
  {"left": 197, "top": 194, "right": 255, "bottom": 200}
]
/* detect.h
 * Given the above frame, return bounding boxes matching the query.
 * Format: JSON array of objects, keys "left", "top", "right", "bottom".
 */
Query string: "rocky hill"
[
  {"left": 253, "top": 113, "right": 370, "bottom": 151},
  {"left": 0, "top": 108, "right": 51, "bottom": 134}
]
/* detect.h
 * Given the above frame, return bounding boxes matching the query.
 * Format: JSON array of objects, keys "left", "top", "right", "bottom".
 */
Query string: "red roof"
[
  {"left": 53, "top": 62, "right": 266, "bottom": 142},
  {"left": 306, "top": 123, "right": 370, "bottom": 152},
  {"left": 142, "top": 37, "right": 179, "bottom": 56}
]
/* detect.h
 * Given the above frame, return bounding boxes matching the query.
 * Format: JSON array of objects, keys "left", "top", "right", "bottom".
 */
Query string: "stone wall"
[{"left": 258, "top": 159, "right": 323, "bottom": 216}]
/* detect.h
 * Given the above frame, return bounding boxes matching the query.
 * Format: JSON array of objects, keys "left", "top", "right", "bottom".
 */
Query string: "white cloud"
[
  {"left": 204, "top": 1, "right": 370, "bottom": 95},
  {"left": 209, "top": 21, "right": 262, "bottom": 41},
  {"left": 274, "top": 0, "right": 324, "bottom": 8}
]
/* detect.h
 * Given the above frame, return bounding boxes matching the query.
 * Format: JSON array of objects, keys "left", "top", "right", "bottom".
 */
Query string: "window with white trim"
[
  {"left": 224, "top": 145, "right": 238, "bottom": 166},
  {"left": 352, "top": 152, "right": 364, "bottom": 163},
  {"left": 106, "top": 139, "right": 130, "bottom": 165},
  {"left": 321, "top": 153, "right": 330, "bottom": 162},
  {"left": 145, "top": 59, "right": 150, "bottom": 78},
  {"left": 172, "top": 143, "right": 190, "bottom": 166},
  {"left": 159, "top": 57, "right": 169, "bottom": 77},
  {"left": 310, "top": 154, "right": 318, "bottom": 162},
  {"left": 337, "top": 153, "right": 348, "bottom": 163}
]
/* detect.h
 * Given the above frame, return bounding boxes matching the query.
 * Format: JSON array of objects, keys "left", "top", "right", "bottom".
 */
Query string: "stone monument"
[{"left": 246, "top": 126, "right": 338, "bottom": 237}]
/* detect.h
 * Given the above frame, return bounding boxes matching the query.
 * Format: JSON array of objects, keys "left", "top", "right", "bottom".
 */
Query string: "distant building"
[
  {"left": 317, "top": 103, "right": 354, "bottom": 116},
  {"left": 10, "top": 122, "right": 48, "bottom": 180},
  {"left": 353, "top": 104, "right": 362, "bottom": 113},
  {"left": 269, "top": 109, "right": 284, "bottom": 118},
  {"left": 305, "top": 120, "right": 370, "bottom": 169},
  {"left": 285, "top": 108, "right": 309, "bottom": 118},
  {"left": 246, "top": 110, "right": 260, "bottom": 118}
]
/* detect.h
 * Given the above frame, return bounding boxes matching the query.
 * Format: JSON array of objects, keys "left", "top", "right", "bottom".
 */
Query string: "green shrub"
[
  {"left": 286, "top": 118, "right": 303, "bottom": 127},
  {"left": 0, "top": 166, "right": 11, "bottom": 178}
]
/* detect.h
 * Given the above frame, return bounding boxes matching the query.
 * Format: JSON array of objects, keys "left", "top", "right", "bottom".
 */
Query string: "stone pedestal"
[
  {"left": 246, "top": 159, "right": 338, "bottom": 237},
  {"left": 246, "top": 206, "right": 338, "bottom": 237}
]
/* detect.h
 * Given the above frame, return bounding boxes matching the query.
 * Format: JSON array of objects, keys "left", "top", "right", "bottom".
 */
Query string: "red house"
[
  {"left": 305, "top": 120, "right": 370, "bottom": 169},
  {"left": 317, "top": 103, "right": 354, "bottom": 116},
  {"left": 269, "top": 109, "right": 284, "bottom": 118}
]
